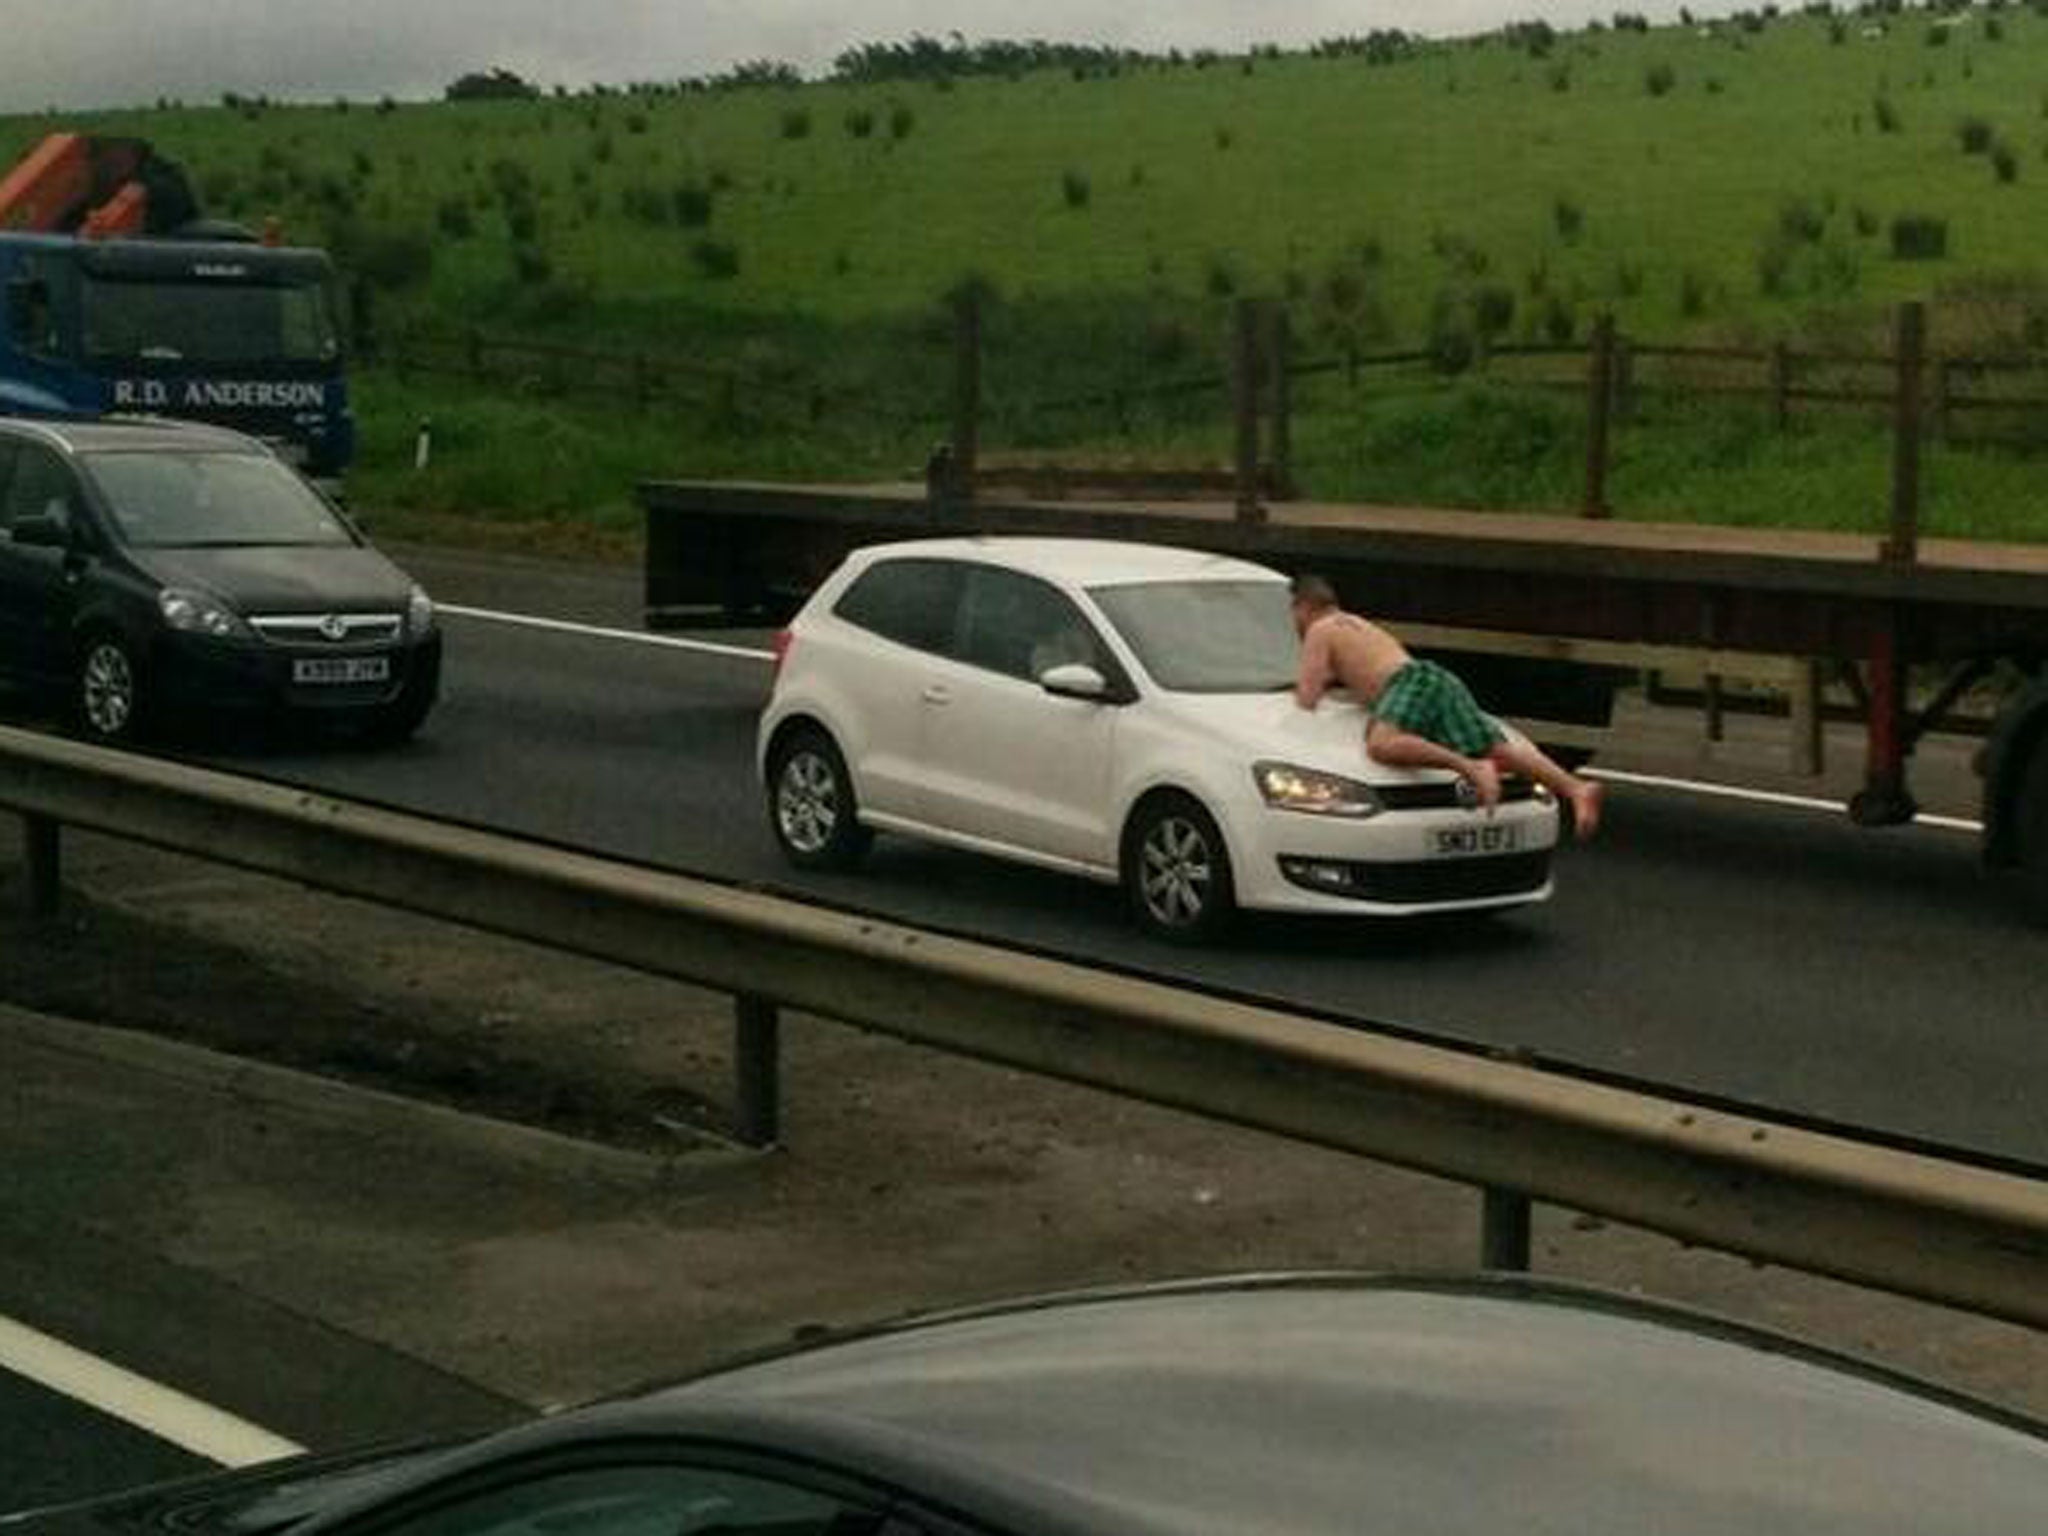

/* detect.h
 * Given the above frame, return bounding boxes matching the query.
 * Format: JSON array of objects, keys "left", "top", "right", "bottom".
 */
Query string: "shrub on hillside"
[
  {"left": 1215, "top": 127, "right": 1235, "bottom": 152},
  {"left": 780, "top": 107, "right": 812, "bottom": 139},
  {"left": 1549, "top": 64, "right": 1573, "bottom": 92},
  {"left": 674, "top": 182, "right": 714, "bottom": 226},
  {"left": 1890, "top": 214, "right": 1949, "bottom": 260},
  {"left": 1873, "top": 94, "right": 1901, "bottom": 134},
  {"left": 691, "top": 238, "right": 741, "bottom": 278},
  {"left": 435, "top": 198, "right": 475, "bottom": 238},
  {"left": 1540, "top": 293, "right": 1576, "bottom": 344},
  {"left": 625, "top": 111, "right": 649, "bottom": 134},
  {"left": 505, "top": 201, "right": 539, "bottom": 242},
  {"left": 1644, "top": 62, "right": 1677, "bottom": 96},
  {"left": 1852, "top": 204, "right": 1880, "bottom": 237},
  {"left": 1993, "top": 140, "right": 2020, "bottom": 182},
  {"left": 1958, "top": 116, "right": 1996, "bottom": 154},
  {"left": 888, "top": 102, "right": 916, "bottom": 139},
  {"left": 336, "top": 224, "right": 434, "bottom": 290},
  {"left": 621, "top": 184, "right": 669, "bottom": 225},
  {"left": 844, "top": 107, "right": 875, "bottom": 138},
  {"left": 1203, "top": 254, "right": 1238, "bottom": 297},
  {"left": 1778, "top": 196, "right": 1827, "bottom": 244},
  {"left": 511, "top": 244, "right": 552, "bottom": 286},
  {"left": 1061, "top": 169, "right": 1092, "bottom": 208},
  {"left": 1679, "top": 268, "right": 1711, "bottom": 317},
  {"left": 1553, "top": 195, "right": 1584, "bottom": 243}
]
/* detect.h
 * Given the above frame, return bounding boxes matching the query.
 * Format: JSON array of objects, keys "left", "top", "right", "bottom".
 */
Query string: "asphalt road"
[
  {"left": 176, "top": 551, "right": 2045, "bottom": 1170},
  {"left": 0, "top": 1369, "right": 202, "bottom": 1512}
]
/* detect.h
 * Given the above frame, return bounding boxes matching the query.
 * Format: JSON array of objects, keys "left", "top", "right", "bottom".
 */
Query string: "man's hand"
[{"left": 1294, "top": 626, "right": 1330, "bottom": 711}]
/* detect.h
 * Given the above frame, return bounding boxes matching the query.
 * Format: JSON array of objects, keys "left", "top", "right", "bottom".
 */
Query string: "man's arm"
[{"left": 1294, "top": 626, "right": 1330, "bottom": 710}]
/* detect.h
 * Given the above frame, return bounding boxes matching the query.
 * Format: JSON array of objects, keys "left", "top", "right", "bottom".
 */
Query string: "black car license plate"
[
  {"left": 293, "top": 656, "right": 390, "bottom": 685},
  {"left": 1433, "top": 824, "right": 1524, "bottom": 858}
]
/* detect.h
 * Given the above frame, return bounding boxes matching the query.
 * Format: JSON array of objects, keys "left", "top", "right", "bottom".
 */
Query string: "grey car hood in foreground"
[
  {"left": 129, "top": 545, "right": 414, "bottom": 616},
  {"left": 12, "top": 1277, "right": 2045, "bottom": 1536}
]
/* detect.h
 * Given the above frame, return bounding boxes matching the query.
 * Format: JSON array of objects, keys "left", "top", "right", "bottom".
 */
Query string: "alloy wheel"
[
  {"left": 81, "top": 642, "right": 135, "bottom": 739},
  {"left": 1139, "top": 814, "right": 1214, "bottom": 929},
  {"left": 776, "top": 749, "right": 841, "bottom": 855}
]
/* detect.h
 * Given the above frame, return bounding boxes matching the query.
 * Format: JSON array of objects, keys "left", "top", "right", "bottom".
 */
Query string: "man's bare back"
[{"left": 1293, "top": 611, "right": 1412, "bottom": 711}]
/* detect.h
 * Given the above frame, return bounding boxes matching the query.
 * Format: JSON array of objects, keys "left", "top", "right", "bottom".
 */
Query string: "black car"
[
  {"left": 9, "top": 1275, "right": 2045, "bottom": 1536},
  {"left": 0, "top": 418, "right": 438, "bottom": 744}
]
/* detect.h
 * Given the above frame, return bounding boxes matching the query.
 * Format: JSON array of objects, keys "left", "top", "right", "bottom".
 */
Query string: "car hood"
[
  {"left": 1155, "top": 689, "right": 1473, "bottom": 784},
  {"left": 128, "top": 545, "right": 415, "bottom": 615}
]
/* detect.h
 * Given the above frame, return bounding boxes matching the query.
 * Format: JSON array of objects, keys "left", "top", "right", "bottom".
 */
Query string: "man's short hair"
[{"left": 1290, "top": 574, "right": 1338, "bottom": 609}]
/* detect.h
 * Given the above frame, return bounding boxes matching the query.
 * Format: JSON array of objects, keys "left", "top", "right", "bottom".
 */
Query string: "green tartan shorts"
[{"left": 1371, "top": 659, "right": 1506, "bottom": 757}]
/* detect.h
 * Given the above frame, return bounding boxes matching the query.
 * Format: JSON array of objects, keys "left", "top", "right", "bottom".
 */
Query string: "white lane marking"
[
  {"left": 0, "top": 1314, "right": 304, "bottom": 1468},
  {"left": 439, "top": 604, "right": 1989, "bottom": 836},
  {"left": 1587, "top": 766, "right": 1984, "bottom": 835},
  {"left": 440, "top": 604, "right": 774, "bottom": 662}
]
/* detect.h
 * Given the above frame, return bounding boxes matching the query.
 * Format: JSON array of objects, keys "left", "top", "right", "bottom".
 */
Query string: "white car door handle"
[{"left": 921, "top": 684, "right": 952, "bottom": 706}]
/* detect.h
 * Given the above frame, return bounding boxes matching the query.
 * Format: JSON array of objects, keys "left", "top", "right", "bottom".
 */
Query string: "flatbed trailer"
[{"left": 639, "top": 477, "right": 2048, "bottom": 915}]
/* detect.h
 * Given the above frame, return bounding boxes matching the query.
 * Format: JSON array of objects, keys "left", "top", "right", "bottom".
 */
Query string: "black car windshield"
[
  {"left": 82, "top": 451, "right": 355, "bottom": 549},
  {"left": 1089, "top": 578, "right": 1297, "bottom": 693}
]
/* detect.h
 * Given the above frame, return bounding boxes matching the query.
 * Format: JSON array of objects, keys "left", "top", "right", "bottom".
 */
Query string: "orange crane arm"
[{"left": 0, "top": 133, "right": 98, "bottom": 233}]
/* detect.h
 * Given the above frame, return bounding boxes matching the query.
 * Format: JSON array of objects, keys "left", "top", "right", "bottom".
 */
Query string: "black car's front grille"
[
  {"left": 251, "top": 613, "right": 402, "bottom": 646},
  {"left": 1279, "top": 850, "right": 1553, "bottom": 904},
  {"left": 1375, "top": 777, "right": 1539, "bottom": 812}
]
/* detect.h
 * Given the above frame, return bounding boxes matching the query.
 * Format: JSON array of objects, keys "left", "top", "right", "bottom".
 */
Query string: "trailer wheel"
[{"left": 2017, "top": 743, "right": 2048, "bottom": 927}]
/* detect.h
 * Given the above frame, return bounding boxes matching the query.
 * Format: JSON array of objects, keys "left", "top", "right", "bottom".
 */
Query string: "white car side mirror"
[{"left": 1040, "top": 662, "right": 1109, "bottom": 701}]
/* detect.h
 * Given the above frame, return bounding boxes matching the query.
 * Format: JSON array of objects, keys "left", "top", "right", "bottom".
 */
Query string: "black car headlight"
[
  {"left": 159, "top": 588, "right": 251, "bottom": 640},
  {"left": 1253, "top": 761, "right": 1384, "bottom": 818}
]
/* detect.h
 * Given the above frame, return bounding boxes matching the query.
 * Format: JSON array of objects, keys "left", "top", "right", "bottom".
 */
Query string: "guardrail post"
[
  {"left": 22, "top": 813, "right": 59, "bottom": 921},
  {"left": 951, "top": 283, "right": 983, "bottom": 502},
  {"left": 1480, "top": 1186, "right": 1533, "bottom": 1271},
  {"left": 733, "top": 994, "right": 782, "bottom": 1148},
  {"left": 1884, "top": 302, "right": 1924, "bottom": 565},
  {"left": 1583, "top": 315, "right": 1616, "bottom": 519},
  {"left": 1232, "top": 298, "right": 1266, "bottom": 524}
]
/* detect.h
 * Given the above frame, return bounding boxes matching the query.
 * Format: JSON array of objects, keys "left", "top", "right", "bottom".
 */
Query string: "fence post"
[
  {"left": 1232, "top": 298, "right": 1265, "bottom": 524},
  {"left": 1884, "top": 302, "right": 1924, "bottom": 564},
  {"left": 22, "top": 814, "right": 59, "bottom": 921},
  {"left": 952, "top": 284, "right": 983, "bottom": 501},
  {"left": 1790, "top": 659, "right": 1825, "bottom": 777},
  {"left": 1480, "top": 1187, "right": 1533, "bottom": 1271},
  {"left": 1770, "top": 342, "right": 1792, "bottom": 431},
  {"left": 1583, "top": 315, "right": 1616, "bottom": 519},
  {"left": 1266, "top": 303, "right": 1294, "bottom": 500},
  {"left": 1613, "top": 336, "right": 1636, "bottom": 424},
  {"left": 733, "top": 994, "right": 781, "bottom": 1148},
  {"left": 465, "top": 327, "right": 484, "bottom": 381}
]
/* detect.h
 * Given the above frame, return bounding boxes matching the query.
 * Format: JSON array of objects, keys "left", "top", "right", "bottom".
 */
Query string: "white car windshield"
[
  {"left": 82, "top": 450, "right": 355, "bottom": 549},
  {"left": 1090, "top": 578, "right": 1297, "bottom": 693}
]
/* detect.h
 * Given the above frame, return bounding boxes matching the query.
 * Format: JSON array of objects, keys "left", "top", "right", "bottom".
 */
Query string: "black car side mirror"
[{"left": 12, "top": 505, "right": 74, "bottom": 550}]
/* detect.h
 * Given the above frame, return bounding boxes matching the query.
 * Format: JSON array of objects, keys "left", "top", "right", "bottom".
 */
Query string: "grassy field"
[{"left": 8, "top": 8, "right": 2048, "bottom": 541}]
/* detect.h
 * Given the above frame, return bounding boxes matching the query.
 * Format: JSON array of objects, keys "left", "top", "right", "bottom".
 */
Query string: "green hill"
[{"left": 8, "top": 9, "right": 2048, "bottom": 543}]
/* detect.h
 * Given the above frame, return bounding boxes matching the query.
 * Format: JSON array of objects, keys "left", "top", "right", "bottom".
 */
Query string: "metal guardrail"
[{"left": 2, "top": 723, "right": 2045, "bottom": 1328}]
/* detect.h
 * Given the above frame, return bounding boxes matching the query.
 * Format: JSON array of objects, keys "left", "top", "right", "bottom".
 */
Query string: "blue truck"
[{"left": 0, "top": 134, "right": 354, "bottom": 486}]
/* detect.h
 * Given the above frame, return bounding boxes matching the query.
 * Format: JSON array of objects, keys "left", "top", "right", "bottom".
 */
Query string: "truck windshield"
[
  {"left": 80, "top": 276, "right": 339, "bottom": 365},
  {"left": 81, "top": 450, "right": 355, "bottom": 549},
  {"left": 1089, "top": 579, "right": 1299, "bottom": 693}
]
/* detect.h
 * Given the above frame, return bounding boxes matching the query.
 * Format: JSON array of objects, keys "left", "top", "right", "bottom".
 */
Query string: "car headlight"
[
  {"left": 159, "top": 588, "right": 250, "bottom": 639},
  {"left": 1253, "top": 761, "right": 1384, "bottom": 818},
  {"left": 406, "top": 585, "right": 435, "bottom": 636}
]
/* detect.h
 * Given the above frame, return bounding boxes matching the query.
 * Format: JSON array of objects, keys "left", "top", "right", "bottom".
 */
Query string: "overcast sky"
[{"left": 2, "top": 2, "right": 1707, "bottom": 114}]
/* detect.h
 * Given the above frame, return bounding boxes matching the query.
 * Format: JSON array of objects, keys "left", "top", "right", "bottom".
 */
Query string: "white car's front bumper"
[{"left": 1223, "top": 793, "right": 1562, "bottom": 916}]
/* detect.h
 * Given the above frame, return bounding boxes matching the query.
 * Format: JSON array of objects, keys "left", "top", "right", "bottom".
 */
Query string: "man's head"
[{"left": 1289, "top": 573, "right": 1338, "bottom": 636}]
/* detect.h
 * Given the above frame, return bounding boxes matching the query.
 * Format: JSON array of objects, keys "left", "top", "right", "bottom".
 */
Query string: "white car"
[{"left": 758, "top": 538, "right": 1561, "bottom": 940}]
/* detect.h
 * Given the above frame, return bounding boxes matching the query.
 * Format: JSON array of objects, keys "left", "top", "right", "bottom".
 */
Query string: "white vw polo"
[{"left": 758, "top": 538, "right": 1561, "bottom": 941}]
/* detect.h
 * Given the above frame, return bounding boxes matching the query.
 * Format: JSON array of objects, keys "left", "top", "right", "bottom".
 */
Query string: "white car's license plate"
[
  {"left": 1432, "top": 823, "right": 1524, "bottom": 858},
  {"left": 293, "top": 656, "right": 389, "bottom": 685}
]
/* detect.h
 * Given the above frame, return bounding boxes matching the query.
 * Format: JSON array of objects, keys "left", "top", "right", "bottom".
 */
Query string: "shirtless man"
[{"left": 1290, "top": 574, "right": 1604, "bottom": 839}]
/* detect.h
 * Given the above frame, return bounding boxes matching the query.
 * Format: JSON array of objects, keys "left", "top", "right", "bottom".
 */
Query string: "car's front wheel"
[
  {"left": 1122, "top": 792, "right": 1236, "bottom": 944},
  {"left": 75, "top": 632, "right": 147, "bottom": 745},
  {"left": 766, "top": 725, "right": 873, "bottom": 871}
]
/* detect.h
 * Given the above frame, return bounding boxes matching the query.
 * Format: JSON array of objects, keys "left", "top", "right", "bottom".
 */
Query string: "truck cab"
[{"left": 0, "top": 233, "right": 354, "bottom": 488}]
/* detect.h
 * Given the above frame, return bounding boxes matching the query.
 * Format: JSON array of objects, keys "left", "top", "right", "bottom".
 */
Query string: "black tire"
[
  {"left": 74, "top": 632, "right": 147, "bottom": 745},
  {"left": 1122, "top": 792, "right": 1236, "bottom": 944},
  {"left": 364, "top": 681, "right": 435, "bottom": 746},
  {"left": 2016, "top": 743, "right": 2048, "bottom": 928},
  {"left": 766, "top": 725, "right": 872, "bottom": 871}
]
